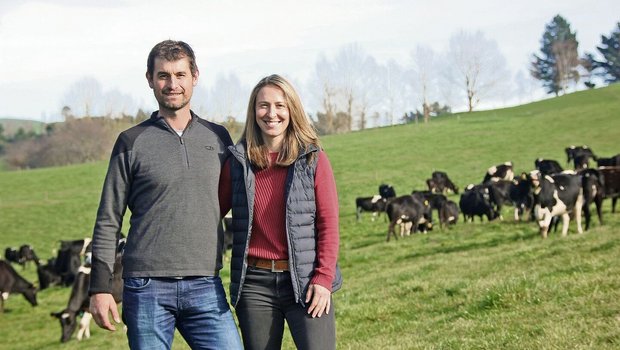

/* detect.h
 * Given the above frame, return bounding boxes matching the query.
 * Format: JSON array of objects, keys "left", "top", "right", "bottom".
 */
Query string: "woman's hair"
[
  {"left": 146, "top": 40, "right": 198, "bottom": 79},
  {"left": 242, "top": 74, "right": 320, "bottom": 169}
]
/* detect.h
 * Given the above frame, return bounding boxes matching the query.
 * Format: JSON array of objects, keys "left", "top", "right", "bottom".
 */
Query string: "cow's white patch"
[
  {"left": 77, "top": 266, "right": 91, "bottom": 274},
  {"left": 487, "top": 165, "right": 497, "bottom": 175},
  {"left": 80, "top": 238, "right": 92, "bottom": 256},
  {"left": 1, "top": 292, "right": 8, "bottom": 300},
  {"left": 77, "top": 312, "right": 92, "bottom": 341},
  {"left": 61, "top": 312, "right": 70, "bottom": 319},
  {"left": 370, "top": 195, "right": 381, "bottom": 203}
]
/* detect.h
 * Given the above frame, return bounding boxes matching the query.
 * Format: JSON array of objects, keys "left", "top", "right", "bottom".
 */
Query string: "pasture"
[{"left": 1, "top": 84, "right": 620, "bottom": 349}]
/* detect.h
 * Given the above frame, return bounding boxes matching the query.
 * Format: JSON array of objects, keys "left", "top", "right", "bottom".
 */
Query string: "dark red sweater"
[{"left": 220, "top": 151, "right": 339, "bottom": 291}]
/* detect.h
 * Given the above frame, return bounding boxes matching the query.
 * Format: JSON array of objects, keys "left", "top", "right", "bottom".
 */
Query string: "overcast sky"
[{"left": 0, "top": 0, "right": 618, "bottom": 122}]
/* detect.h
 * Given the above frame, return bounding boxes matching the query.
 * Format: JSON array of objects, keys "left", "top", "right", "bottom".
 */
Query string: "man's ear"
[
  {"left": 146, "top": 72, "right": 154, "bottom": 88},
  {"left": 193, "top": 69, "right": 199, "bottom": 86}
]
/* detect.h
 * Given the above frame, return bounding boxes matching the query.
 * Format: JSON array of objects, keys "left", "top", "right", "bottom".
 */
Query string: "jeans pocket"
[{"left": 123, "top": 277, "right": 151, "bottom": 290}]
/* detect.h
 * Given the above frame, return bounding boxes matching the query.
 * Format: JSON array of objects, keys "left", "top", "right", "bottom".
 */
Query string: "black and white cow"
[
  {"left": 530, "top": 170, "right": 584, "bottom": 238},
  {"left": 355, "top": 195, "right": 388, "bottom": 222},
  {"left": 4, "top": 248, "right": 20, "bottom": 265},
  {"left": 411, "top": 190, "right": 447, "bottom": 223},
  {"left": 439, "top": 200, "right": 459, "bottom": 228},
  {"left": 598, "top": 166, "right": 620, "bottom": 213},
  {"left": 386, "top": 195, "right": 432, "bottom": 241},
  {"left": 509, "top": 172, "right": 534, "bottom": 221},
  {"left": 4, "top": 245, "right": 40, "bottom": 269},
  {"left": 54, "top": 238, "right": 92, "bottom": 286},
  {"left": 565, "top": 145, "right": 596, "bottom": 169},
  {"left": 51, "top": 239, "right": 124, "bottom": 343},
  {"left": 0, "top": 260, "right": 38, "bottom": 312},
  {"left": 579, "top": 168, "right": 604, "bottom": 230},
  {"left": 427, "top": 171, "right": 459, "bottom": 194},
  {"left": 483, "top": 162, "right": 514, "bottom": 183},
  {"left": 379, "top": 183, "right": 397, "bottom": 199},
  {"left": 459, "top": 184, "right": 499, "bottom": 223},
  {"left": 535, "top": 158, "right": 564, "bottom": 176},
  {"left": 37, "top": 258, "right": 63, "bottom": 290},
  {"left": 596, "top": 154, "right": 620, "bottom": 167}
]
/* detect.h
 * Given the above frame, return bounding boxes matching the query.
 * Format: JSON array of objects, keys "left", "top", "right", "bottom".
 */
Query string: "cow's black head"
[
  {"left": 22, "top": 284, "right": 38, "bottom": 307},
  {"left": 51, "top": 310, "right": 78, "bottom": 343}
]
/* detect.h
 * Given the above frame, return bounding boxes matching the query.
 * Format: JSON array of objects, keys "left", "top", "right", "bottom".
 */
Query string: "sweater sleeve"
[
  {"left": 90, "top": 133, "right": 131, "bottom": 295},
  {"left": 310, "top": 151, "right": 340, "bottom": 291}
]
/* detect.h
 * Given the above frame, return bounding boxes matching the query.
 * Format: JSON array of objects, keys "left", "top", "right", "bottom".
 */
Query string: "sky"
[{"left": 0, "top": 0, "right": 618, "bottom": 122}]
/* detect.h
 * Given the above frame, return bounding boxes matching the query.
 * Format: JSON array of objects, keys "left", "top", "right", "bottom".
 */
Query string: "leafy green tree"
[
  {"left": 531, "top": 15, "right": 580, "bottom": 96},
  {"left": 585, "top": 22, "right": 620, "bottom": 84}
]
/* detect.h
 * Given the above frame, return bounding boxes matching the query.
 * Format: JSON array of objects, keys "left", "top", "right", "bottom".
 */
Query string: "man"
[{"left": 89, "top": 40, "right": 242, "bottom": 349}]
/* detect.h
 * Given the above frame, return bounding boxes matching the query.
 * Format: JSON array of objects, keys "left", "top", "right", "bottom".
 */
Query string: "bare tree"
[
  {"left": 61, "top": 77, "right": 103, "bottom": 117},
  {"left": 377, "top": 60, "right": 411, "bottom": 126},
  {"left": 552, "top": 40, "right": 580, "bottom": 94},
  {"left": 445, "top": 30, "right": 511, "bottom": 112},
  {"left": 410, "top": 45, "right": 439, "bottom": 123},
  {"left": 203, "top": 72, "right": 247, "bottom": 122},
  {"left": 102, "top": 89, "right": 138, "bottom": 119}
]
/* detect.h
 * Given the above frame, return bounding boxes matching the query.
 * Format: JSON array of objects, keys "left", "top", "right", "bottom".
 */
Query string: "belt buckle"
[{"left": 271, "top": 260, "right": 284, "bottom": 273}]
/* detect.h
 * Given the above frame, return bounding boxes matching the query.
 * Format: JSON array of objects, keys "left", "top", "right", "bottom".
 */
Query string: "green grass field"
[{"left": 1, "top": 85, "right": 619, "bottom": 349}]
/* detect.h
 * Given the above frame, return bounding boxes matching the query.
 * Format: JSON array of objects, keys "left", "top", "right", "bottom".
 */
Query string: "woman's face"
[{"left": 255, "top": 85, "right": 290, "bottom": 151}]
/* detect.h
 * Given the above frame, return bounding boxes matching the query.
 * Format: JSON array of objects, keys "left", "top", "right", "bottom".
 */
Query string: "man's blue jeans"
[{"left": 122, "top": 276, "right": 242, "bottom": 350}]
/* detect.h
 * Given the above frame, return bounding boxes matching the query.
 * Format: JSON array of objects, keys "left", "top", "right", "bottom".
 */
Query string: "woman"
[{"left": 219, "top": 74, "right": 342, "bottom": 350}]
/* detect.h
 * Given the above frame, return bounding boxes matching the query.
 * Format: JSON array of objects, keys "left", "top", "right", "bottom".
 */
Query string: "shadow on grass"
[{"left": 399, "top": 230, "right": 539, "bottom": 261}]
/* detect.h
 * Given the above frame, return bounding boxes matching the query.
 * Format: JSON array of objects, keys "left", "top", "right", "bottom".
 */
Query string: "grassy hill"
[
  {"left": 0, "top": 118, "right": 46, "bottom": 137},
  {"left": 1, "top": 85, "right": 619, "bottom": 349}
]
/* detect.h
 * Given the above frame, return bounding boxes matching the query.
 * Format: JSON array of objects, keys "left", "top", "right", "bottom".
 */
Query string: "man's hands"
[
  {"left": 305, "top": 284, "right": 331, "bottom": 318},
  {"left": 89, "top": 293, "right": 121, "bottom": 331}
]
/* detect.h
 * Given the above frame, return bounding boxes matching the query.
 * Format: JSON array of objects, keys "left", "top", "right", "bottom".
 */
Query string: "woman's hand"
[{"left": 305, "top": 283, "right": 331, "bottom": 318}]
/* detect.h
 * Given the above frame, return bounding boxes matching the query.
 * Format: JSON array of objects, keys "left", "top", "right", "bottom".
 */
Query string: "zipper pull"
[{"left": 180, "top": 138, "right": 184, "bottom": 145}]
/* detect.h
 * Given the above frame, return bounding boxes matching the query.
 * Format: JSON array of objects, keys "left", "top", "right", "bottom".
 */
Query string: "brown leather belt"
[{"left": 247, "top": 257, "right": 289, "bottom": 272}]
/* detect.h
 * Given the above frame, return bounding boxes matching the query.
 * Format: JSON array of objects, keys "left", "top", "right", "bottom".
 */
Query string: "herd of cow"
[
  {"left": 355, "top": 145, "right": 620, "bottom": 241},
  {"left": 0, "top": 236, "right": 125, "bottom": 343}
]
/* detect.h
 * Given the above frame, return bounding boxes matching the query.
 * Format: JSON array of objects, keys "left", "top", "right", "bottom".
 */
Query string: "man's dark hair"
[{"left": 146, "top": 40, "right": 198, "bottom": 78}]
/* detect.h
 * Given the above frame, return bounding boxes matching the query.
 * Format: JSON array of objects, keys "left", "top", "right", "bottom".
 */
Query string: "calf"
[
  {"left": 530, "top": 170, "right": 583, "bottom": 238},
  {"left": 355, "top": 195, "right": 388, "bottom": 222},
  {"left": 459, "top": 184, "right": 499, "bottom": 222},
  {"left": 439, "top": 200, "right": 459, "bottom": 228},
  {"left": 0, "top": 260, "right": 38, "bottom": 312},
  {"left": 483, "top": 162, "right": 514, "bottom": 183},
  {"left": 427, "top": 171, "right": 459, "bottom": 194},
  {"left": 51, "top": 239, "right": 124, "bottom": 343},
  {"left": 579, "top": 168, "right": 604, "bottom": 230},
  {"left": 386, "top": 195, "right": 432, "bottom": 241},
  {"left": 535, "top": 158, "right": 564, "bottom": 176},
  {"left": 596, "top": 154, "right": 620, "bottom": 167},
  {"left": 598, "top": 166, "right": 620, "bottom": 213},
  {"left": 566, "top": 145, "right": 596, "bottom": 169}
]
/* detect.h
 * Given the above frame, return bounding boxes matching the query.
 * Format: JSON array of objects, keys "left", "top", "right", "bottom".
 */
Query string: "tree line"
[{"left": 1, "top": 14, "right": 618, "bottom": 170}]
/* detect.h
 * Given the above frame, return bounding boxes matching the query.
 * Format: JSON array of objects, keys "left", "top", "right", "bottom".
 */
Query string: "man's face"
[{"left": 147, "top": 57, "right": 197, "bottom": 113}]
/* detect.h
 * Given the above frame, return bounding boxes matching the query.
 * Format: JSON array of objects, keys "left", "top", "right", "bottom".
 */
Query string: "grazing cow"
[
  {"left": 566, "top": 145, "right": 596, "bottom": 169},
  {"left": 51, "top": 239, "right": 124, "bottom": 343},
  {"left": 355, "top": 195, "right": 388, "bottom": 222},
  {"left": 4, "top": 248, "right": 20, "bottom": 265},
  {"left": 578, "top": 168, "right": 604, "bottom": 230},
  {"left": 509, "top": 172, "right": 534, "bottom": 221},
  {"left": 459, "top": 184, "right": 499, "bottom": 223},
  {"left": 0, "top": 260, "right": 38, "bottom": 312},
  {"left": 483, "top": 162, "right": 514, "bottom": 183},
  {"left": 17, "top": 245, "right": 39, "bottom": 268},
  {"left": 427, "top": 171, "right": 459, "bottom": 194},
  {"left": 530, "top": 170, "right": 584, "bottom": 238},
  {"left": 535, "top": 158, "right": 564, "bottom": 176},
  {"left": 386, "top": 195, "right": 432, "bottom": 241},
  {"left": 596, "top": 154, "right": 620, "bottom": 167},
  {"left": 598, "top": 166, "right": 620, "bottom": 213},
  {"left": 37, "top": 258, "right": 62, "bottom": 290},
  {"left": 411, "top": 190, "right": 447, "bottom": 223},
  {"left": 439, "top": 200, "right": 459, "bottom": 228}
]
